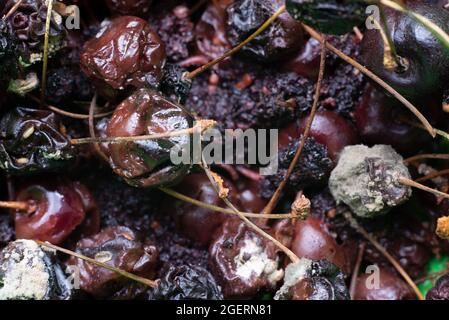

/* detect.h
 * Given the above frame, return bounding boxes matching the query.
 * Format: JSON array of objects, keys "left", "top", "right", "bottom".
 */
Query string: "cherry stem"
[
  {"left": 261, "top": 37, "right": 327, "bottom": 216},
  {"left": 378, "top": 3, "right": 402, "bottom": 69},
  {"left": 415, "top": 169, "right": 449, "bottom": 183},
  {"left": 399, "top": 176, "right": 449, "bottom": 200},
  {"left": 342, "top": 211, "right": 425, "bottom": 300},
  {"left": 70, "top": 119, "right": 216, "bottom": 145},
  {"left": 28, "top": 94, "right": 113, "bottom": 120},
  {"left": 404, "top": 153, "right": 449, "bottom": 163},
  {"left": 159, "top": 187, "right": 299, "bottom": 219},
  {"left": 186, "top": 5, "right": 287, "bottom": 79},
  {"left": 40, "top": 0, "right": 54, "bottom": 107},
  {"left": 0, "top": 200, "right": 35, "bottom": 213},
  {"left": 36, "top": 240, "right": 159, "bottom": 288},
  {"left": 200, "top": 155, "right": 300, "bottom": 263},
  {"left": 415, "top": 264, "right": 449, "bottom": 284},
  {"left": 2, "top": 0, "right": 23, "bottom": 20},
  {"left": 349, "top": 243, "right": 365, "bottom": 300},
  {"left": 368, "top": 14, "right": 399, "bottom": 71},
  {"left": 302, "top": 24, "right": 436, "bottom": 137},
  {"left": 88, "top": 93, "right": 109, "bottom": 162},
  {"left": 380, "top": 0, "right": 449, "bottom": 51}
]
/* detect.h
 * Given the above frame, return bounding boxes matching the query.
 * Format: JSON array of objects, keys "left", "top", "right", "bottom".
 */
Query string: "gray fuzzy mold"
[
  {"left": 274, "top": 258, "right": 312, "bottom": 300},
  {"left": 329, "top": 144, "right": 412, "bottom": 218}
]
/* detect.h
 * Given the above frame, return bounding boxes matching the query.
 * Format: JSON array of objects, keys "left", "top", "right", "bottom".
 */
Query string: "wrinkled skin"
[
  {"left": 14, "top": 179, "right": 99, "bottom": 245},
  {"left": 195, "top": 0, "right": 234, "bottom": 59},
  {"left": 68, "top": 226, "right": 159, "bottom": 298},
  {"left": 209, "top": 219, "right": 282, "bottom": 299},
  {"left": 353, "top": 267, "right": 414, "bottom": 300},
  {"left": 226, "top": 0, "right": 304, "bottom": 61},
  {"left": 152, "top": 264, "right": 223, "bottom": 300},
  {"left": 361, "top": 4, "right": 449, "bottom": 102},
  {"left": 354, "top": 85, "right": 434, "bottom": 156},
  {"left": 105, "top": 0, "right": 153, "bottom": 17},
  {"left": 106, "top": 88, "right": 193, "bottom": 188},
  {"left": 0, "top": 108, "right": 74, "bottom": 175},
  {"left": 81, "top": 16, "right": 166, "bottom": 92},
  {"left": 171, "top": 173, "right": 240, "bottom": 247},
  {"left": 427, "top": 273, "right": 449, "bottom": 300}
]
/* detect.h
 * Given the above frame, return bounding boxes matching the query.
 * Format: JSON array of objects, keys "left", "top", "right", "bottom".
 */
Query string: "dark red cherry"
[
  {"left": 226, "top": 0, "right": 304, "bottom": 61},
  {"left": 81, "top": 16, "right": 166, "bottom": 93},
  {"left": 298, "top": 110, "right": 359, "bottom": 161},
  {"left": 14, "top": 179, "right": 97, "bottom": 245},
  {"left": 195, "top": 0, "right": 233, "bottom": 59},
  {"left": 237, "top": 178, "right": 267, "bottom": 213},
  {"left": 354, "top": 84, "right": 434, "bottom": 155},
  {"left": 172, "top": 173, "right": 240, "bottom": 247},
  {"left": 282, "top": 37, "right": 321, "bottom": 79},
  {"left": 353, "top": 267, "right": 414, "bottom": 300},
  {"left": 209, "top": 219, "right": 283, "bottom": 298},
  {"left": 68, "top": 226, "right": 158, "bottom": 298},
  {"left": 105, "top": 0, "right": 152, "bottom": 17},
  {"left": 106, "top": 88, "right": 193, "bottom": 188},
  {"left": 291, "top": 217, "right": 349, "bottom": 274},
  {"left": 360, "top": 3, "right": 449, "bottom": 103}
]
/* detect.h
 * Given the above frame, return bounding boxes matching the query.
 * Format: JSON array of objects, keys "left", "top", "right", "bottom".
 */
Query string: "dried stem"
[
  {"left": 349, "top": 243, "right": 365, "bottom": 300},
  {"left": 415, "top": 169, "right": 449, "bottom": 183},
  {"left": 399, "top": 176, "right": 449, "bottom": 200},
  {"left": 404, "top": 153, "right": 449, "bottom": 163},
  {"left": 0, "top": 200, "right": 35, "bottom": 213},
  {"left": 2, "top": 0, "right": 23, "bottom": 20},
  {"left": 88, "top": 93, "right": 109, "bottom": 162},
  {"left": 186, "top": 5, "right": 286, "bottom": 79},
  {"left": 159, "top": 187, "right": 297, "bottom": 219},
  {"left": 302, "top": 24, "right": 436, "bottom": 137},
  {"left": 36, "top": 240, "right": 159, "bottom": 288},
  {"left": 261, "top": 38, "right": 327, "bottom": 216},
  {"left": 342, "top": 211, "right": 425, "bottom": 300},
  {"left": 40, "top": 0, "right": 54, "bottom": 106},
  {"left": 70, "top": 119, "right": 216, "bottom": 145},
  {"left": 200, "top": 155, "right": 300, "bottom": 263}
]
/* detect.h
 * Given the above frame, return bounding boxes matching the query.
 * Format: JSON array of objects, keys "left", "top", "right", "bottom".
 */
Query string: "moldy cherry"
[
  {"left": 353, "top": 267, "right": 414, "bottom": 300},
  {"left": 80, "top": 16, "right": 166, "bottom": 93},
  {"left": 170, "top": 173, "right": 240, "bottom": 247},
  {"left": 226, "top": 0, "right": 304, "bottom": 61},
  {"left": 67, "top": 226, "right": 159, "bottom": 298},
  {"left": 0, "top": 108, "right": 75, "bottom": 175},
  {"left": 14, "top": 178, "right": 99, "bottom": 245},
  {"left": 106, "top": 88, "right": 193, "bottom": 188},
  {"left": 208, "top": 219, "right": 283, "bottom": 299},
  {"left": 361, "top": 3, "right": 449, "bottom": 103},
  {"left": 427, "top": 272, "right": 449, "bottom": 300}
]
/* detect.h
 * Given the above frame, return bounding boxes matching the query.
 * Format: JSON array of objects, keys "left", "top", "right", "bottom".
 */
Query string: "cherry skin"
[
  {"left": 105, "top": 0, "right": 153, "bottom": 17},
  {"left": 282, "top": 37, "right": 321, "bottom": 79},
  {"left": 171, "top": 173, "right": 241, "bottom": 247},
  {"left": 353, "top": 267, "right": 414, "bottom": 300},
  {"left": 361, "top": 3, "right": 449, "bottom": 103},
  {"left": 354, "top": 84, "right": 435, "bottom": 155},
  {"left": 279, "top": 110, "right": 359, "bottom": 161},
  {"left": 14, "top": 179, "right": 97, "bottom": 245}
]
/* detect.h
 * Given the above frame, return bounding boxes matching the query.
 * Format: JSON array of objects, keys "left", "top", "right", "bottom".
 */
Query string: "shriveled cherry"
[
  {"left": 427, "top": 272, "right": 449, "bottom": 300},
  {"left": 226, "top": 0, "right": 304, "bottom": 61},
  {"left": 106, "top": 88, "right": 193, "bottom": 188},
  {"left": 14, "top": 179, "right": 98, "bottom": 245},
  {"left": 209, "top": 219, "right": 283, "bottom": 298},
  {"left": 353, "top": 267, "right": 414, "bottom": 300},
  {"left": 81, "top": 16, "right": 166, "bottom": 92},
  {"left": 171, "top": 173, "right": 240, "bottom": 247},
  {"left": 68, "top": 226, "right": 159, "bottom": 298}
]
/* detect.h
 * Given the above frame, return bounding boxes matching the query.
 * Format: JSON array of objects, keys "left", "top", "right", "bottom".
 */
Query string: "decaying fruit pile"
[{"left": 1, "top": 0, "right": 449, "bottom": 300}]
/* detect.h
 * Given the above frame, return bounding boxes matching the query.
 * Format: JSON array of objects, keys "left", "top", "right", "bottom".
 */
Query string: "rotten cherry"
[
  {"left": 14, "top": 178, "right": 99, "bottom": 245},
  {"left": 67, "top": 226, "right": 159, "bottom": 298},
  {"left": 105, "top": 88, "right": 193, "bottom": 188}
]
